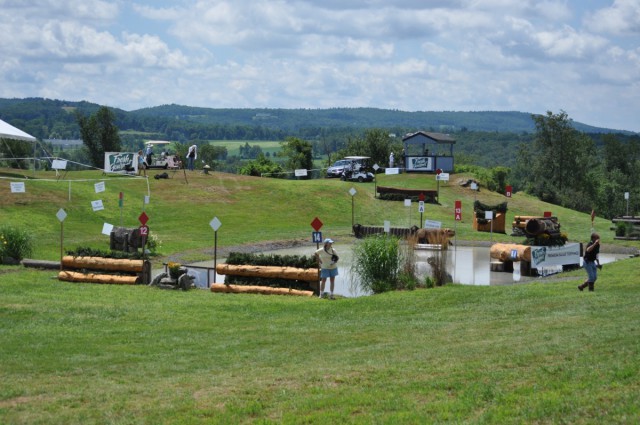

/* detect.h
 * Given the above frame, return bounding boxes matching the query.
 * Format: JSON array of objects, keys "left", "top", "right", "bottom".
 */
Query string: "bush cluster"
[{"left": 0, "top": 225, "right": 34, "bottom": 263}]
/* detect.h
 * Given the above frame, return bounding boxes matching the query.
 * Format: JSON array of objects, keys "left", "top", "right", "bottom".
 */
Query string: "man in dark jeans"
[{"left": 579, "top": 233, "right": 600, "bottom": 292}]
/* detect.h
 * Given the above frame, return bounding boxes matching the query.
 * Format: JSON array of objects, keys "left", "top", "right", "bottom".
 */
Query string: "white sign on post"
[
  {"left": 91, "top": 200, "right": 104, "bottom": 212},
  {"left": 383, "top": 220, "right": 391, "bottom": 233},
  {"left": 10, "top": 182, "right": 25, "bottom": 193},
  {"left": 209, "top": 217, "right": 222, "bottom": 231},
  {"left": 94, "top": 181, "right": 106, "bottom": 193},
  {"left": 485, "top": 211, "right": 494, "bottom": 220},
  {"left": 56, "top": 208, "right": 67, "bottom": 222},
  {"left": 418, "top": 201, "right": 425, "bottom": 213},
  {"left": 52, "top": 159, "right": 68, "bottom": 171},
  {"left": 385, "top": 168, "right": 400, "bottom": 175},
  {"left": 294, "top": 169, "right": 308, "bottom": 177},
  {"left": 102, "top": 223, "right": 114, "bottom": 236},
  {"left": 436, "top": 173, "right": 450, "bottom": 181},
  {"left": 404, "top": 199, "right": 411, "bottom": 207}
]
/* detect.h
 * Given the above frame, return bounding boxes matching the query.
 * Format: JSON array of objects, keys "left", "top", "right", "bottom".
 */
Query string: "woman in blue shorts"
[{"left": 315, "top": 238, "right": 339, "bottom": 299}]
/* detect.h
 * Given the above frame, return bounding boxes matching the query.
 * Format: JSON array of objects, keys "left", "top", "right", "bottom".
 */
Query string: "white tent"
[{"left": 0, "top": 118, "right": 36, "bottom": 142}]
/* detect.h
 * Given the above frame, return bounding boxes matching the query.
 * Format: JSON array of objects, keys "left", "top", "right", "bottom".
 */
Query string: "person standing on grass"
[
  {"left": 137, "top": 150, "right": 146, "bottom": 177},
  {"left": 186, "top": 144, "right": 197, "bottom": 171},
  {"left": 315, "top": 238, "right": 339, "bottom": 299},
  {"left": 579, "top": 232, "right": 600, "bottom": 292}
]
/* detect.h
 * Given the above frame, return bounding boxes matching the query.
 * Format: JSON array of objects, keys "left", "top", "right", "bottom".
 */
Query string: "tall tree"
[
  {"left": 77, "top": 107, "right": 121, "bottom": 168},
  {"left": 280, "top": 137, "right": 313, "bottom": 170},
  {"left": 518, "top": 111, "right": 596, "bottom": 208}
]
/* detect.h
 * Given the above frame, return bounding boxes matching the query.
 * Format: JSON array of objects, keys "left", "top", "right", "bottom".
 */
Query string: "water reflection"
[{"left": 185, "top": 243, "right": 629, "bottom": 297}]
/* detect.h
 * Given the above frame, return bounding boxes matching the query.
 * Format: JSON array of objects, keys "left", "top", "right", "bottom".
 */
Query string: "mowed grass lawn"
[{"left": 1, "top": 255, "right": 639, "bottom": 424}]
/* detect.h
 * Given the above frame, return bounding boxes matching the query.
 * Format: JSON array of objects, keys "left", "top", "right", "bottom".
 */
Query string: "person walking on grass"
[
  {"left": 579, "top": 232, "right": 600, "bottom": 292},
  {"left": 315, "top": 238, "right": 339, "bottom": 299}
]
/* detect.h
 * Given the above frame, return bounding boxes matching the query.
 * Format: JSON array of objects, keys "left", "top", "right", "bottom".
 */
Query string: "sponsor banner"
[
  {"left": 531, "top": 243, "right": 581, "bottom": 268},
  {"left": 406, "top": 156, "right": 433, "bottom": 171},
  {"left": 104, "top": 152, "right": 136, "bottom": 173}
]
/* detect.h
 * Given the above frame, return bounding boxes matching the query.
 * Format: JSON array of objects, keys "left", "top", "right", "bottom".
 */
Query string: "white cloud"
[
  {"left": 586, "top": 0, "right": 640, "bottom": 35},
  {"left": 0, "top": 0, "right": 637, "bottom": 132}
]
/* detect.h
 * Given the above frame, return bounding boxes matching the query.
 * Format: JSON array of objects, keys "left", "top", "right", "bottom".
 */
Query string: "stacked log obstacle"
[
  {"left": 213, "top": 264, "right": 318, "bottom": 296},
  {"left": 215, "top": 264, "right": 318, "bottom": 281},
  {"left": 210, "top": 283, "right": 313, "bottom": 297},
  {"left": 524, "top": 218, "right": 561, "bottom": 237},
  {"left": 512, "top": 216, "right": 560, "bottom": 236},
  {"left": 353, "top": 224, "right": 419, "bottom": 239},
  {"left": 58, "top": 256, "right": 151, "bottom": 285},
  {"left": 58, "top": 271, "right": 138, "bottom": 285},
  {"left": 376, "top": 186, "right": 438, "bottom": 203}
]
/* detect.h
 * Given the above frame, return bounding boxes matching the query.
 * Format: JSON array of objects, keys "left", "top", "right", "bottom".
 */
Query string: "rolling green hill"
[
  {"left": 1, "top": 98, "right": 635, "bottom": 144},
  {"left": 1, "top": 167, "right": 637, "bottom": 263}
]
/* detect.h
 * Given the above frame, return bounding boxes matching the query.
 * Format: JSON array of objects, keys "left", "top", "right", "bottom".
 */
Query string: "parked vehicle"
[
  {"left": 340, "top": 156, "right": 375, "bottom": 182},
  {"left": 326, "top": 159, "right": 351, "bottom": 178}
]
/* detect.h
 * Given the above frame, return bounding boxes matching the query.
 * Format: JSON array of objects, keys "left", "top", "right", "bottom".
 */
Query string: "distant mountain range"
[{"left": 0, "top": 98, "right": 635, "bottom": 139}]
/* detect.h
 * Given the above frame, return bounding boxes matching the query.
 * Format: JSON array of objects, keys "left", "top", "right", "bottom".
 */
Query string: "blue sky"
[{"left": 1, "top": 0, "right": 639, "bottom": 132}]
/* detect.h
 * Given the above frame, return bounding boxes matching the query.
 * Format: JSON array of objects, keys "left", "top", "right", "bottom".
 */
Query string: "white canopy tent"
[{"left": 0, "top": 118, "right": 36, "bottom": 142}]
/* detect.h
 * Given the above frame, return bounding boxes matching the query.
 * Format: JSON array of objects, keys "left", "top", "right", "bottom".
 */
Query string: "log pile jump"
[
  {"left": 212, "top": 264, "right": 318, "bottom": 296},
  {"left": 58, "top": 256, "right": 151, "bottom": 285},
  {"left": 210, "top": 283, "right": 313, "bottom": 297}
]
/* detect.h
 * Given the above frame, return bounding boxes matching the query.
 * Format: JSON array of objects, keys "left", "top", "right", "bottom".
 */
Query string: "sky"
[{"left": 1, "top": 0, "right": 639, "bottom": 132}]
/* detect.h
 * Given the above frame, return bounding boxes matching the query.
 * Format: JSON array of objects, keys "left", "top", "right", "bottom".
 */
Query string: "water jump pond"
[{"left": 175, "top": 242, "right": 632, "bottom": 297}]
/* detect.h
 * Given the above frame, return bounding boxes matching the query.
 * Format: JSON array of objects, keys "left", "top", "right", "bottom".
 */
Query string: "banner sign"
[
  {"left": 531, "top": 243, "right": 581, "bottom": 268},
  {"left": 104, "top": 152, "right": 136, "bottom": 173},
  {"left": 406, "top": 156, "right": 433, "bottom": 171}
]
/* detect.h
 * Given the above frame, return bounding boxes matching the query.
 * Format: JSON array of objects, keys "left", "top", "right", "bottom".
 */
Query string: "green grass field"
[
  {"left": 1, "top": 167, "right": 639, "bottom": 423},
  {"left": 2, "top": 168, "right": 636, "bottom": 262},
  {"left": 1, "top": 258, "right": 639, "bottom": 424}
]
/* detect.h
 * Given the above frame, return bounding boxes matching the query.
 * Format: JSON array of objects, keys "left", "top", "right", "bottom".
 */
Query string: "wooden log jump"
[
  {"left": 58, "top": 271, "right": 138, "bottom": 285},
  {"left": 210, "top": 283, "right": 313, "bottom": 297},
  {"left": 215, "top": 264, "right": 319, "bottom": 282},
  {"left": 62, "top": 256, "right": 145, "bottom": 272},
  {"left": 490, "top": 243, "right": 532, "bottom": 262},
  {"left": 59, "top": 256, "right": 150, "bottom": 285}
]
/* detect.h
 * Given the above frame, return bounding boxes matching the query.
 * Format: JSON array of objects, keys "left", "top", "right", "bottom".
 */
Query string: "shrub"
[
  {"left": 351, "top": 234, "right": 403, "bottom": 294},
  {"left": 0, "top": 225, "right": 34, "bottom": 262}
]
